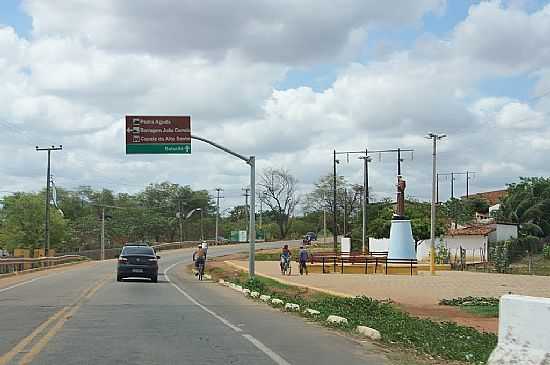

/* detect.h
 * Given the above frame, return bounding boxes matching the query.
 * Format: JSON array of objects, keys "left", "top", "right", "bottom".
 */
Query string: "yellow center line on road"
[{"left": 0, "top": 275, "right": 110, "bottom": 365}]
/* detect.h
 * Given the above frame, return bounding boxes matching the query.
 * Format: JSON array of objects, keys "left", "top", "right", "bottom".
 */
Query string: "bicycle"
[
  {"left": 197, "top": 259, "right": 205, "bottom": 281},
  {"left": 280, "top": 256, "right": 291, "bottom": 275}
]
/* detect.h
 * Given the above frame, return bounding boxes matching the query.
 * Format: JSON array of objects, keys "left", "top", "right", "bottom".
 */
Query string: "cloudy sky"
[{"left": 1, "top": 0, "right": 549, "bottom": 211}]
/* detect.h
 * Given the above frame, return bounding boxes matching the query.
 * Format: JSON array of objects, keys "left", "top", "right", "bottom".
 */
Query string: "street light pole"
[{"left": 426, "top": 133, "right": 446, "bottom": 275}]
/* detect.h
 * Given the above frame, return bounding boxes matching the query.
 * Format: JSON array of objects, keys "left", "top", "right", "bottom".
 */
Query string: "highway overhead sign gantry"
[{"left": 125, "top": 115, "right": 191, "bottom": 154}]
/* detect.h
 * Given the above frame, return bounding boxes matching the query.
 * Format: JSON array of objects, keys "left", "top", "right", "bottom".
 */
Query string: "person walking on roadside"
[{"left": 299, "top": 245, "right": 309, "bottom": 275}]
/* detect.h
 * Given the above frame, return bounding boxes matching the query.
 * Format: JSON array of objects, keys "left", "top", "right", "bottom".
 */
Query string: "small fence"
[
  {"left": 308, "top": 252, "right": 417, "bottom": 276},
  {"left": 0, "top": 255, "right": 86, "bottom": 275}
]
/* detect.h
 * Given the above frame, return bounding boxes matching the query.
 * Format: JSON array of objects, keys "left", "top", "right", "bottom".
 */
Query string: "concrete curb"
[
  {"left": 271, "top": 298, "right": 284, "bottom": 305},
  {"left": 260, "top": 295, "right": 271, "bottom": 302},
  {"left": 304, "top": 308, "right": 320, "bottom": 316},
  {"left": 250, "top": 291, "right": 260, "bottom": 298}
]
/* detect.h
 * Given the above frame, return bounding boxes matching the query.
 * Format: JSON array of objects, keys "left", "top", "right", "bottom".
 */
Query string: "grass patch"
[
  {"left": 229, "top": 276, "right": 496, "bottom": 364},
  {"left": 439, "top": 297, "right": 499, "bottom": 319},
  {"left": 460, "top": 306, "right": 499, "bottom": 318}
]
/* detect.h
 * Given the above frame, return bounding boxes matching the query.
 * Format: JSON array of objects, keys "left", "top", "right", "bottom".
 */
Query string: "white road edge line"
[
  {"left": 0, "top": 276, "right": 43, "bottom": 293},
  {"left": 242, "top": 334, "right": 292, "bottom": 365},
  {"left": 164, "top": 262, "right": 292, "bottom": 365}
]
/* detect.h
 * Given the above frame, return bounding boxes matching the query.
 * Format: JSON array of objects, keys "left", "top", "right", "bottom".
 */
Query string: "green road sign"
[
  {"left": 125, "top": 116, "right": 191, "bottom": 155},
  {"left": 126, "top": 144, "right": 191, "bottom": 154}
]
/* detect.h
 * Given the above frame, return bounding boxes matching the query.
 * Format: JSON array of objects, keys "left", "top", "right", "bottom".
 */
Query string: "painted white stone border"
[
  {"left": 326, "top": 315, "right": 348, "bottom": 325},
  {"left": 356, "top": 326, "right": 381, "bottom": 340}
]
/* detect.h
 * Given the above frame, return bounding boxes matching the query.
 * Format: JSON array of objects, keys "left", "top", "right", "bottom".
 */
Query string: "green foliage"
[
  {"left": 489, "top": 241, "right": 511, "bottom": 273},
  {"left": 0, "top": 182, "right": 213, "bottom": 252},
  {"left": 435, "top": 240, "right": 450, "bottom": 264},
  {"left": 0, "top": 193, "right": 68, "bottom": 250},
  {"left": 439, "top": 296, "right": 499, "bottom": 307},
  {"left": 498, "top": 177, "right": 550, "bottom": 237},
  {"left": 544, "top": 244, "right": 550, "bottom": 259},
  {"left": 237, "top": 277, "right": 497, "bottom": 364},
  {"left": 440, "top": 297, "right": 499, "bottom": 318}
]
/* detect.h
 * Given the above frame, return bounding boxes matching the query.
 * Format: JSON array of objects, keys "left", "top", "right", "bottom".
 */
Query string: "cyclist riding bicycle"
[
  {"left": 193, "top": 244, "right": 206, "bottom": 276},
  {"left": 280, "top": 244, "right": 291, "bottom": 274}
]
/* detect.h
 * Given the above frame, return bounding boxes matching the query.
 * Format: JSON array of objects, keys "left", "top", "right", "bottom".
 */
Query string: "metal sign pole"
[{"left": 190, "top": 135, "right": 256, "bottom": 277}]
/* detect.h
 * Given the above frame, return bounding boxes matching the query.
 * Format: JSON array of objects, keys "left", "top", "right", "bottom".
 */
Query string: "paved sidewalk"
[{"left": 228, "top": 260, "right": 550, "bottom": 306}]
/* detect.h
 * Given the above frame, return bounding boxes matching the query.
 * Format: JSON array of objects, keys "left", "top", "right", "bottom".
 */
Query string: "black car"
[
  {"left": 306, "top": 231, "right": 317, "bottom": 241},
  {"left": 117, "top": 245, "right": 160, "bottom": 282}
]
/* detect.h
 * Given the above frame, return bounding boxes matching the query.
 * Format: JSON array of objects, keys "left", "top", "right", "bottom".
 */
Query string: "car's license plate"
[{"left": 132, "top": 268, "right": 143, "bottom": 273}]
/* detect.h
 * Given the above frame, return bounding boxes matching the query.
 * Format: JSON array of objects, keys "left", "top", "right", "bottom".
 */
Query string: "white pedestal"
[{"left": 387, "top": 219, "right": 416, "bottom": 260}]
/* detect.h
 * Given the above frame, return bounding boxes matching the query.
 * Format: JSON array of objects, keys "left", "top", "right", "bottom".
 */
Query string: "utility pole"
[
  {"left": 333, "top": 150, "right": 338, "bottom": 251},
  {"left": 200, "top": 207, "right": 204, "bottom": 241},
  {"left": 437, "top": 171, "right": 476, "bottom": 201},
  {"left": 35, "top": 145, "right": 63, "bottom": 256},
  {"left": 466, "top": 171, "right": 470, "bottom": 198},
  {"left": 359, "top": 152, "right": 371, "bottom": 253},
  {"left": 259, "top": 195, "right": 263, "bottom": 229},
  {"left": 101, "top": 207, "right": 105, "bottom": 261},
  {"left": 242, "top": 187, "right": 250, "bottom": 240},
  {"left": 332, "top": 147, "right": 413, "bottom": 251},
  {"left": 178, "top": 200, "right": 183, "bottom": 242},
  {"left": 215, "top": 188, "right": 223, "bottom": 243},
  {"left": 343, "top": 188, "right": 347, "bottom": 237},
  {"left": 451, "top": 172, "right": 454, "bottom": 199},
  {"left": 425, "top": 133, "right": 446, "bottom": 275}
]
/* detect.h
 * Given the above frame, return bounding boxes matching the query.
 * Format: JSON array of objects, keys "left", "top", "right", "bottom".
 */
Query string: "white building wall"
[
  {"left": 441, "top": 235, "right": 488, "bottom": 262},
  {"left": 369, "top": 238, "right": 389, "bottom": 252},
  {"left": 495, "top": 224, "right": 518, "bottom": 242}
]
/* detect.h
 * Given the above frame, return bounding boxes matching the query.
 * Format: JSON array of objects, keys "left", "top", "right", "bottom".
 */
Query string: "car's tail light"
[{"left": 118, "top": 257, "right": 128, "bottom": 264}]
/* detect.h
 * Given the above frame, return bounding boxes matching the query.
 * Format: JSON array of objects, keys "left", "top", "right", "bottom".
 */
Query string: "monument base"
[{"left": 387, "top": 219, "right": 416, "bottom": 260}]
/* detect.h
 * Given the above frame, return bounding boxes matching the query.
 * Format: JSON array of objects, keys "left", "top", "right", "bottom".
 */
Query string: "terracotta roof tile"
[{"left": 447, "top": 224, "right": 496, "bottom": 236}]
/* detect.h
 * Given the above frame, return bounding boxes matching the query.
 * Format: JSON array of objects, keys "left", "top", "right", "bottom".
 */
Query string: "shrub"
[{"left": 543, "top": 244, "right": 550, "bottom": 259}]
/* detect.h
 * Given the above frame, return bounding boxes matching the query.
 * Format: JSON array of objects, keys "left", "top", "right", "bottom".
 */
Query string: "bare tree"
[{"left": 259, "top": 168, "right": 299, "bottom": 238}]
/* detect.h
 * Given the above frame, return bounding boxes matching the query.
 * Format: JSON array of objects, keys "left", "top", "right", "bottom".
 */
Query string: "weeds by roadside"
[
  {"left": 439, "top": 297, "right": 499, "bottom": 318},
  {"left": 229, "top": 276, "right": 496, "bottom": 364}
]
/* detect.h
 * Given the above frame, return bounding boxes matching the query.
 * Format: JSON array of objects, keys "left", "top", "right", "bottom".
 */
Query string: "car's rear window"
[{"left": 121, "top": 246, "right": 155, "bottom": 256}]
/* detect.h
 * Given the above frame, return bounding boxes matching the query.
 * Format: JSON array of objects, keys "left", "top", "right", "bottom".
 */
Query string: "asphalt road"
[{"left": 0, "top": 242, "right": 390, "bottom": 365}]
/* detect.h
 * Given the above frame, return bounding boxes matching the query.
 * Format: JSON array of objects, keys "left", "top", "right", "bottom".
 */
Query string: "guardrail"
[{"left": 0, "top": 255, "right": 87, "bottom": 275}]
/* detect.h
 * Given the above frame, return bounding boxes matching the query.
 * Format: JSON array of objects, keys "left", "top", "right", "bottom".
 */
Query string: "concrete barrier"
[
  {"left": 242, "top": 288, "right": 251, "bottom": 296},
  {"left": 250, "top": 291, "right": 260, "bottom": 298},
  {"left": 488, "top": 294, "right": 550, "bottom": 365},
  {"left": 271, "top": 298, "right": 284, "bottom": 305},
  {"left": 260, "top": 295, "right": 271, "bottom": 302}
]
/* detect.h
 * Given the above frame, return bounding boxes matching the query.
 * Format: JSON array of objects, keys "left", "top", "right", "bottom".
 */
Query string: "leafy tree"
[
  {"left": 497, "top": 177, "right": 550, "bottom": 237},
  {"left": 0, "top": 193, "right": 67, "bottom": 250}
]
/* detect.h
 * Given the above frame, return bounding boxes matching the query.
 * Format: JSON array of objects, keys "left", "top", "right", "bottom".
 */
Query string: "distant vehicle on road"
[
  {"left": 117, "top": 245, "right": 160, "bottom": 282},
  {"left": 306, "top": 232, "right": 317, "bottom": 241}
]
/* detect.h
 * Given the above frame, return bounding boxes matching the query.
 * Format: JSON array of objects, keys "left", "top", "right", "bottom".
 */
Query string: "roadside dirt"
[{"left": 398, "top": 303, "right": 498, "bottom": 334}]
